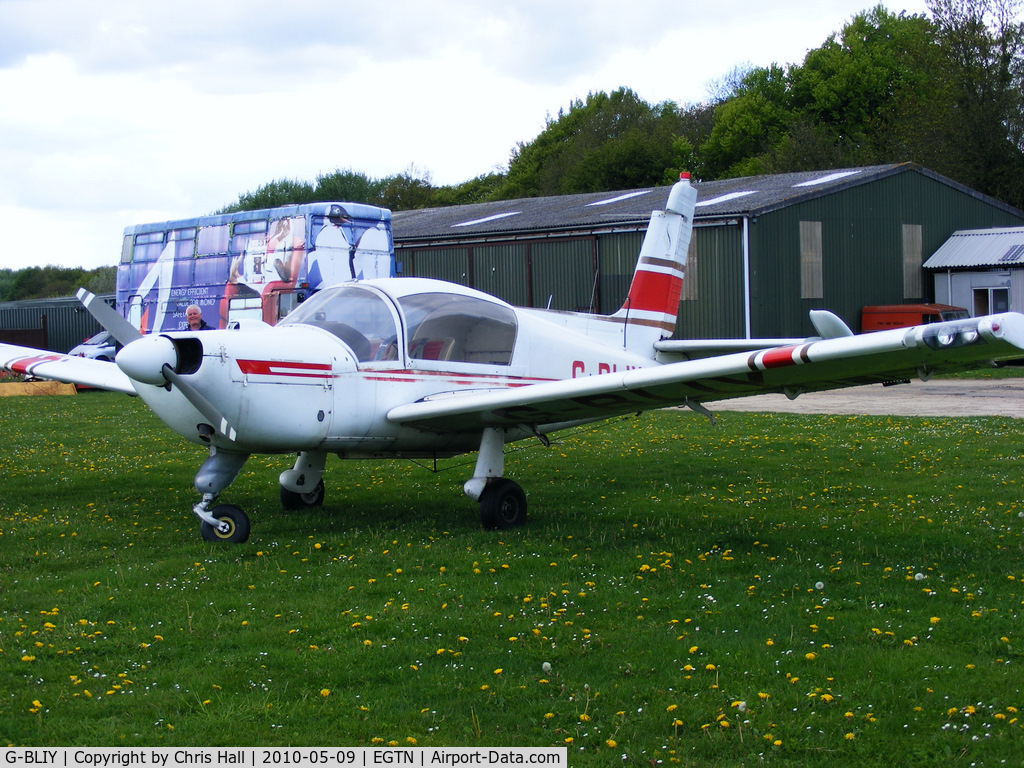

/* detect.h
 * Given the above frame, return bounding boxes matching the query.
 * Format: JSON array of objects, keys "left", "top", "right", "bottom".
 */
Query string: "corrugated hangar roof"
[
  {"left": 390, "top": 163, "right": 1000, "bottom": 243},
  {"left": 923, "top": 226, "right": 1024, "bottom": 269}
]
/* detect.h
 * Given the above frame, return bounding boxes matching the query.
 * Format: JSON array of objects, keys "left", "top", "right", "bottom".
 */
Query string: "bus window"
[
  {"left": 170, "top": 228, "right": 196, "bottom": 260},
  {"left": 231, "top": 220, "right": 268, "bottom": 253},
  {"left": 198, "top": 225, "right": 229, "bottom": 256},
  {"left": 270, "top": 288, "right": 305, "bottom": 322},
  {"left": 228, "top": 296, "right": 264, "bottom": 324},
  {"left": 133, "top": 231, "right": 165, "bottom": 262}
]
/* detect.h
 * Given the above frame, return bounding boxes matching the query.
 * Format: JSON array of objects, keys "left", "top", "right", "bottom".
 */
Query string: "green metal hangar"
[{"left": 390, "top": 163, "right": 1024, "bottom": 338}]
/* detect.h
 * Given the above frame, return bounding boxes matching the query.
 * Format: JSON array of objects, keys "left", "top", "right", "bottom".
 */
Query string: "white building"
[{"left": 923, "top": 227, "right": 1024, "bottom": 315}]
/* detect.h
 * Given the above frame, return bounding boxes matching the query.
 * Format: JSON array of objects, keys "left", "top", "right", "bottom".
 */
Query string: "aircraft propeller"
[
  {"left": 77, "top": 290, "right": 238, "bottom": 442},
  {"left": 76, "top": 289, "right": 143, "bottom": 346}
]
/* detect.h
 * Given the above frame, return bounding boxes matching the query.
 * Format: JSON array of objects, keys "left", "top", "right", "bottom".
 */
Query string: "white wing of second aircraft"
[
  {"left": 0, "top": 343, "right": 136, "bottom": 395},
  {"left": 388, "top": 313, "right": 1024, "bottom": 433}
]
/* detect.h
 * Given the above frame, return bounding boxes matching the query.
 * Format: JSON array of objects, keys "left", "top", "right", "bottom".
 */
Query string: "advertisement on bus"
[{"left": 116, "top": 203, "right": 395, "bottom": 333}]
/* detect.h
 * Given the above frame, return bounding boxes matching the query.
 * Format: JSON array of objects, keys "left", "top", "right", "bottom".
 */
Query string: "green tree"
[
  {"left": 220, "top": 178, "right": 317, "bottom": 213},
  {"left": 699, "top": 65, "right": 795, "bottom": 178},
  {"left": 429, "top": 172, "right": 506, "bottom": 206},
  {"left": 928, "top": 0, "right": 1024, "bottom": 205},
  {"left": 498, "top": 88, "right": 686, "bottom": 198},
  {"left": 0, "top": 268, "right": 15, "bottom": 302},
  {"left": 313, "top": 169, "right": 379, "bottom": 204},
  {"left": 0, "top": 265, "right": 113, "bottom": 301},
  {"left": 791, "top": 6, "right": 942, "bottom": 166}
]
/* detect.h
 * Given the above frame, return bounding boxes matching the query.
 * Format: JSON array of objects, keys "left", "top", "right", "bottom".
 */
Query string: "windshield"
[{"left": 279, "top": 285, "right": 399, "bottom": 362}]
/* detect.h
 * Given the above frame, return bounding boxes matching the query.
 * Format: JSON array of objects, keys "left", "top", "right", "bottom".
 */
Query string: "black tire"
[
  {"left": 479, "top": 479, "right": 527, "bottom": 530},
  {"left": 280, "top": 478, "right": 325, "bottom": 510},
  {"left": 200, "top": 504, "right": 251, "bottom": 543}
]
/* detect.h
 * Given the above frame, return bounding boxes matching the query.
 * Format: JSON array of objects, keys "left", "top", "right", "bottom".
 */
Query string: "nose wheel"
[{"left": 199, "top": 504, "right": 251, "bottom": 543}]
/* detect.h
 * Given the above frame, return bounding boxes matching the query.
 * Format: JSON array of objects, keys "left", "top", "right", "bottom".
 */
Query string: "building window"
[
  {"left": 903, "top": 224, "right": 923, "bottom": 299},
  {"left": 800, "top": 221, "right": 823, "bottom": 299},
  {"left": 681, "top": 238, "right": 698, "bottom": 301},
  {"left": 974, "top": 287, "right": 1009, "bottom": 315}
]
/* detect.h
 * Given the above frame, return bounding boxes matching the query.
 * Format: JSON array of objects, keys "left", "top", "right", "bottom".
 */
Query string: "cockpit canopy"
[{"left": 279, "top": 284, "right": 517, "bottom": 365}]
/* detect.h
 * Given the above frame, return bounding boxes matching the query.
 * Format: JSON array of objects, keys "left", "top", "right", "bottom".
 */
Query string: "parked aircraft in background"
[{"left": 3, "top": 174, "right": 1023, "bottom": 543}]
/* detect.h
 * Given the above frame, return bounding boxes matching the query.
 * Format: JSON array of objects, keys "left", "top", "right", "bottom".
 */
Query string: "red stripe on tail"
[{"left": 622, "top": 270, "right": 683, "bottom": 315}]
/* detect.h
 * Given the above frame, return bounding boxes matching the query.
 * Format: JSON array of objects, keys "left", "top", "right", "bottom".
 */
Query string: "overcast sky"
[{"left": 0, "top": 0, "right": 933, "bottom": 272}]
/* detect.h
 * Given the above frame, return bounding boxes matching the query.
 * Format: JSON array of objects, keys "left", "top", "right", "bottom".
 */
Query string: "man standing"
[{"left": 186, "top": 305, "right": 211, "bottom": 330}]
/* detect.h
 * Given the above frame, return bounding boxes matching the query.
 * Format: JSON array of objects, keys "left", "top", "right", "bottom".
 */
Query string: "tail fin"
[{"left": 611, "top": 172, "right": 697, "bottom": 349}]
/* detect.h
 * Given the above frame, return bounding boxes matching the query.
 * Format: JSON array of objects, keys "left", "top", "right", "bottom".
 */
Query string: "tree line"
[
  {"left": 0, "top": 265, "right": 115, "bottom": 303},
  {"left": 5, "top": 0, "right": 1021, "bottom": 302}
]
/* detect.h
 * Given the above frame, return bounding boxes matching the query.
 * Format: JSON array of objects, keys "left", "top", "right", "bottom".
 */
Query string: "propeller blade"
[
  {"left": 160, "top": 363, "right": 238, "bottom": 442},
  {"left": 76, "top": 288, "right": 143, "bottom": 346}
]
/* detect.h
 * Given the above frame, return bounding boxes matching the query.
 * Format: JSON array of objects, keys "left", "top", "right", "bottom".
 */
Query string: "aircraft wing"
[
  {"left": 388, "top": 313, "right": 1024, "bottom": 433},
  {"left": 0, "top": 342, "right": 137, "bottom": 395}
]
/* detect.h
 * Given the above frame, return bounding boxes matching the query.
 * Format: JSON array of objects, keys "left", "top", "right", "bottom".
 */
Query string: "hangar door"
[{"left": 530, "top": 239, "right": 596, "bottom": 311}]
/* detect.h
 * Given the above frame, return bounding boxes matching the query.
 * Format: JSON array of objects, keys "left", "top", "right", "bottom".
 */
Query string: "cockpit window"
[
  {"left": 279, "top": 285, "right": 399, "bottom": 362},
  {"left": 398, "top": 293, "right": 517, "bottom": 365}
]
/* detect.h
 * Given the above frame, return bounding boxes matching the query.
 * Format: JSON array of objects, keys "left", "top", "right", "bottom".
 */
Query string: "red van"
[{"left": 860, "top": 303, "right": 969, "bottom": 332}]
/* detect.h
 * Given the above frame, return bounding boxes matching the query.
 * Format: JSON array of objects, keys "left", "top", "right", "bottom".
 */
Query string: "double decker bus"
[{"left": 117, "top": 202, "right": 395, "bottom": 333}]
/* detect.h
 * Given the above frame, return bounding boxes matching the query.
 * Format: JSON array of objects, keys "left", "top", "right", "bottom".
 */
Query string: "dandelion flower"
[{"left": 320, "top": 689, "right": 330, "bottom": 697}]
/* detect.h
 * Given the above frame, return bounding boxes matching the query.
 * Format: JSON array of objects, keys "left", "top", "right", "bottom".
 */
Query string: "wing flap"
[
  {"left": 388, "top": 313, "right": 1024, "bottom": 432},
  {"left": 0, "top": 342, "right": 136, "bottom": 394}
]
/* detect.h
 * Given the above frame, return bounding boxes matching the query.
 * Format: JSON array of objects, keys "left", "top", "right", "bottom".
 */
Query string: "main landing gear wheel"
[
  {"left": 200, "top": 504, "right": 251, "bottom": 543},
  {"left": 479, "top": 479, "right": 527, "bottom": 530},
  {"left": 280, "top": 479, "right": 326, "bottom": 510}
]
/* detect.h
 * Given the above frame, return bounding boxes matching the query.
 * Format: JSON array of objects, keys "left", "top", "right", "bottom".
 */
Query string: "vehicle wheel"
[
  {"left": 479, "top": 479, "right": 527, "bottom": 530},
  {"left": 280, "top": 478, "right": 325, "bottom": 510},
  {"left": 200, "top": 504, "right": 251, "bottom": 543}
]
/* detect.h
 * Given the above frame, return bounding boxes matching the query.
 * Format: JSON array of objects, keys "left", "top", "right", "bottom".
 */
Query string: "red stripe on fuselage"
[{"left": 236, "top": 359, "right": 333, "bottom": 378}]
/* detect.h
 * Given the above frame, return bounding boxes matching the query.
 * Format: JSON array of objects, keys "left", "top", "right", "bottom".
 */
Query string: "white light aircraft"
[{"left": 4, "top": 173, "right": 1024, "bottom": 543}]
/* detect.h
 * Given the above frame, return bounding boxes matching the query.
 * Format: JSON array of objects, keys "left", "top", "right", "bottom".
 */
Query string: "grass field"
[{"left": 1, "top": 389, "right": 1022, "bottom": 765}]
